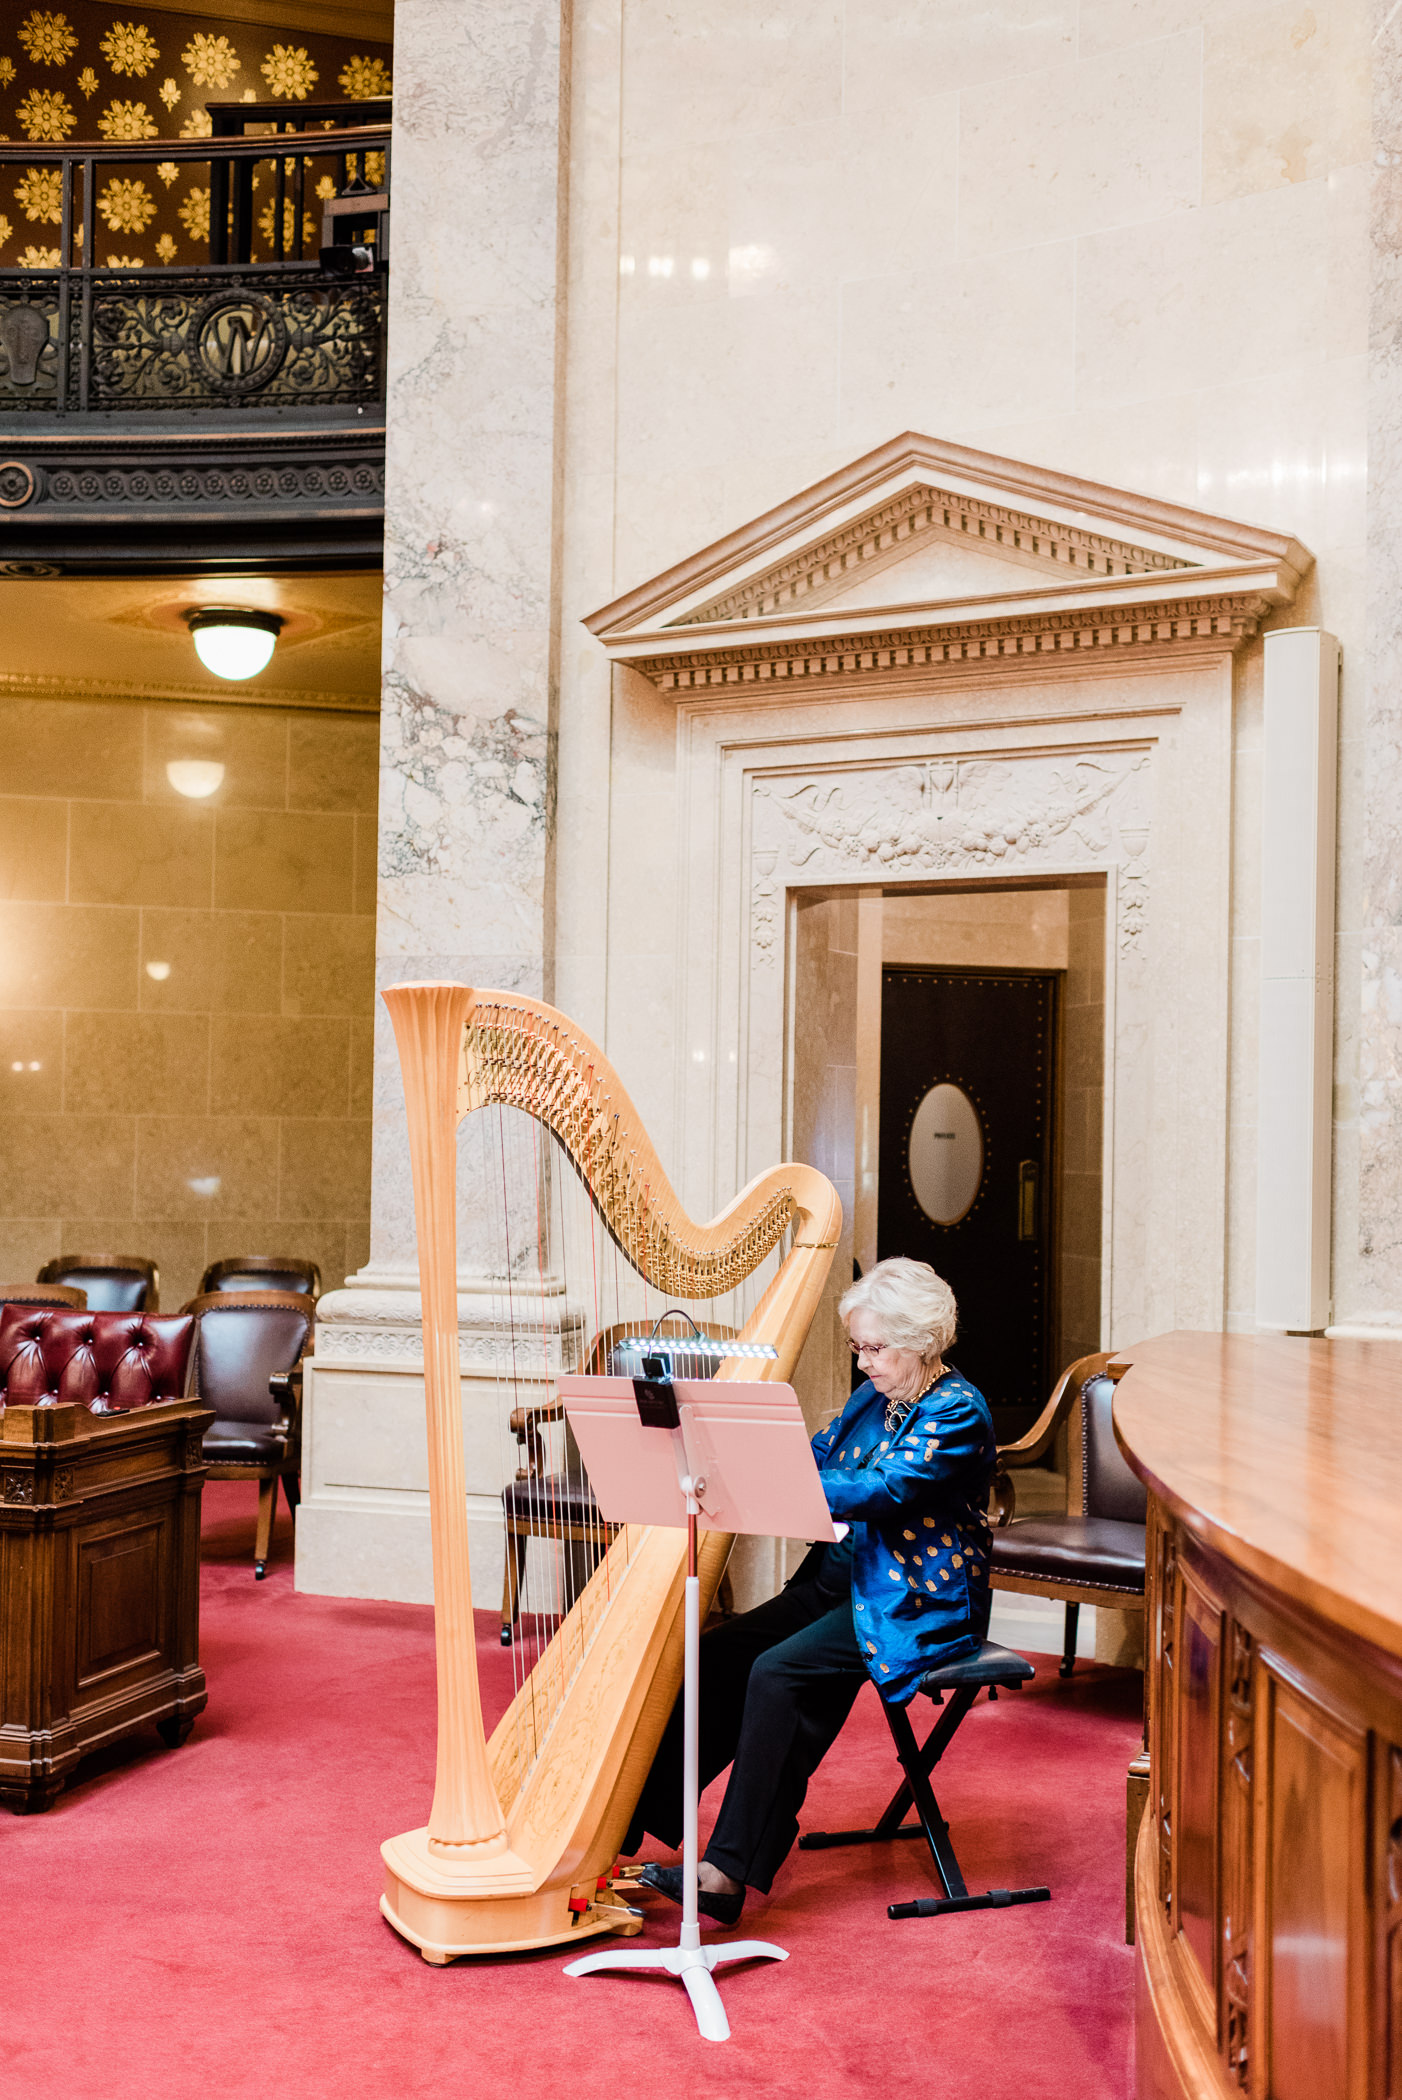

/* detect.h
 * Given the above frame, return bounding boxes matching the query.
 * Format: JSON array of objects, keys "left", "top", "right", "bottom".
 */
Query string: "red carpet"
[{"left": 7, "top": 1482, "right": 1136, "bottom": 2099}]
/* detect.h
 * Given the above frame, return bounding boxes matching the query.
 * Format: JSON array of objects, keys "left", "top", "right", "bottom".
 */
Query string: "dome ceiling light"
[{"left": 186, "top": 606, "right": 283, "bottom": 682}]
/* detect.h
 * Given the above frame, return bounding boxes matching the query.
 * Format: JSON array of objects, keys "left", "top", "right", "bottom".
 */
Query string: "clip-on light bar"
[{"left": 619, "top": 1313, "right": 777, "bottom": 1430}]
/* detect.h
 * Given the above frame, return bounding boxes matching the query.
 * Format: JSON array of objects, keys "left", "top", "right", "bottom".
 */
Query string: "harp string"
[{"left": 466, "top": 1079, "right": 799, "bottom": 1814}]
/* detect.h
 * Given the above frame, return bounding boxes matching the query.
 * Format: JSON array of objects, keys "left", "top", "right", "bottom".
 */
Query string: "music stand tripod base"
[
  {"left": 562, "top": 1536, "right": 787, "bottom": 2042},
  {"left": 563, "top": 1933, "right": 788, "bottom": 2044}
]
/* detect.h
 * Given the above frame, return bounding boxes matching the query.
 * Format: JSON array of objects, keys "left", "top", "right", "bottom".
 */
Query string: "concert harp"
[{"left": 379, "top": 981, "right": 841, "bottom": 1961}]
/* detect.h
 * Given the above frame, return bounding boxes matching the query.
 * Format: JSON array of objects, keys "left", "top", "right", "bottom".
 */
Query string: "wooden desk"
[
  {"left": 1113, "top": 1332, "right": 1402, "bottom": 2100},
  {"left": 0, "top": 1394, "right": 211, "bottom": 1810}
]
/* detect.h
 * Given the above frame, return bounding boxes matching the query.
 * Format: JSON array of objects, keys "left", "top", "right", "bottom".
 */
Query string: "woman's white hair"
[{"left": 838, "top": 1256, "right": 957, "bottom": 1359}]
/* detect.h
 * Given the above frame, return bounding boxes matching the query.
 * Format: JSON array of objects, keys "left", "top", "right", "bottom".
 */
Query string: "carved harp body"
[{"left": 378, "top": 983, "right": 841, "bottom": 1962}]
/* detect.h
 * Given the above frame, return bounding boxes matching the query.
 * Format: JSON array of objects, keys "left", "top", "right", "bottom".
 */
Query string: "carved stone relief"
[
  {"left": 749, "top": 749, "right": 1151, "bottom": 963},
  {"left": 315, "top": 1291, "right": 587, "bottom": 1374}
]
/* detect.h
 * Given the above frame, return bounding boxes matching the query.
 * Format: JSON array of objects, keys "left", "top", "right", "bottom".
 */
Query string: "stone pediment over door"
[{"left": 584, "top": 433, "right": 1310, "bottom": 693}]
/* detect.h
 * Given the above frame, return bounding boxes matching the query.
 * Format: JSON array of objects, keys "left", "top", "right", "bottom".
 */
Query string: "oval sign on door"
[{"left": 908, "top": 1082, "right": 984, "bottom": 1226}]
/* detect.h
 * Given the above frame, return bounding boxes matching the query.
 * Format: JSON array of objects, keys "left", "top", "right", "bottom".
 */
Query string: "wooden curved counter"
[{"left": 1113, "top": 1332, "right": 1402, "bottom": 2100}]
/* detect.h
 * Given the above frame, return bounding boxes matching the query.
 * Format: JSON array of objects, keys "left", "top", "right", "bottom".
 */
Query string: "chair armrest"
[
  {"left": 509, "top": 1397, "right": 565, "bottom": 1479},
  {"left": 268, "top": 1362, "right": 305, "bottom": 1444},
  {"left": 990, "top": 1350, "right": 1116, "bottom": 1528}
]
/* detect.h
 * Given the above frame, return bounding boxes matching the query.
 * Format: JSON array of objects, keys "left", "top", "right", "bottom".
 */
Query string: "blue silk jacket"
[{"left": 812, "top": 1369, "right": 996, "bottom": 1705}]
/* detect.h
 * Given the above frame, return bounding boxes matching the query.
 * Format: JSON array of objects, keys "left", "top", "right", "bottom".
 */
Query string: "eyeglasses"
[{"left": 848, "top": 1338, "right": 889, "bottom": 1360}]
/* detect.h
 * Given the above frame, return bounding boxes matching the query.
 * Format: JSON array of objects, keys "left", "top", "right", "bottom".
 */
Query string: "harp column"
[{"left": 295, "top": 0, "right": 572, "bottom": 1605}]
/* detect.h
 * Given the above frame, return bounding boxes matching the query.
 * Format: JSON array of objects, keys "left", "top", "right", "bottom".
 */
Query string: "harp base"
[{"left": 381, "top": 1827, "right": 643, "bottom": 1961}]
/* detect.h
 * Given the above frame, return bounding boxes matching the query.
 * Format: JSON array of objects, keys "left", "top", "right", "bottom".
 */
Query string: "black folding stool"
[{"left": 799, "top": 1638, "right": 1052, "bottom": 1920}]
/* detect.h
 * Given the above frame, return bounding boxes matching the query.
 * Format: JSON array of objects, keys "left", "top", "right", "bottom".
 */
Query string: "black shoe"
[{"left": 637, "top": 1862, "right": 745, "bottom": 1926}]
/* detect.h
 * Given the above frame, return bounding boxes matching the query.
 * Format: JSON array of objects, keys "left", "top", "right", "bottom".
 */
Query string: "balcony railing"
[{"left": 0, "top": 105, "right": 390, "bottom": 416}]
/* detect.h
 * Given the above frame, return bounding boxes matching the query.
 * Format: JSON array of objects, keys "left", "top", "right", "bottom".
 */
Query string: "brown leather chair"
[
  {"left": 186, "top": 1289, "right": 314, "bottom": 1578},
  {"left": 0, "top": 1305, "right": 207, "bottom": 1809},
  {"left": 0, "top": 1282, "right": 87, "bottom": 1309},
  {"left": 37, "top": 1253, "right": 158, "bottom": 1312},
  {"left": 989, "top": 1352, "right": 1144, "bottom": 1676},
  {"left": 199, "top": 1255, "right": 323, "bottom": 1299}
]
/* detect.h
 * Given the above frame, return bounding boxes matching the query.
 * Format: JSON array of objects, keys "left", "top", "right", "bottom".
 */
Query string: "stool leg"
[
  {"left": 882, "top": 1694, "right": 1052, "bottom": 1922},
  {"left": 1060, "top": 1602, "right": 1080, "bottom": 1678},
  {"left": 800, "top": 1684, "right": 979, "bottom": 1850},
  {"left": 883, "top": 1696, "right": 971, "bottom": 1900}
]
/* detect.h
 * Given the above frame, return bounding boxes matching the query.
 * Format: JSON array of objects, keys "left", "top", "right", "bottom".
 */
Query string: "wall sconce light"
[
  {"left": 166, "top": 760, "right": 226, "bottom": 799},
  {"left": 186, "top": 606, "right": 282, "bottom": 681}
]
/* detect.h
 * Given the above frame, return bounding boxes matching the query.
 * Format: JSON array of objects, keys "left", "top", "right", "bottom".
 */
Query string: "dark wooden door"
[{"left": 877, "top": 968, "right": 1057, "bottom": 1438}]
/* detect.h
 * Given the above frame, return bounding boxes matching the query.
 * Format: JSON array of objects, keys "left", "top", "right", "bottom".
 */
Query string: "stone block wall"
[{"left": 0, "top": 690, "right": 377, "bottom": 1308}]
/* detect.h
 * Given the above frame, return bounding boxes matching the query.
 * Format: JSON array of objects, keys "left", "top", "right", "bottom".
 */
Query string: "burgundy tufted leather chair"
[
  {"left": 0, "top": 1305, "right": 194, "bottom": 1411},
  {"left": 186, "top": 1289, "right": 314, "bottom": 1577}
]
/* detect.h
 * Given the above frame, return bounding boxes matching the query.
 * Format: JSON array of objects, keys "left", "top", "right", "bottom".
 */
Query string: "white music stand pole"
[{"left": 559, "top": 1371, "right": 833, "bottom": 2043}]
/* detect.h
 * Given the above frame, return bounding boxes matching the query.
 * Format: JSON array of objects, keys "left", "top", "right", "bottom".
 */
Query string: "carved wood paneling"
[
  {"left": 1118, "top": 1338, "right": 1402, "bottom": 2100},
  {"left": 1258, "top": 1671, "right": 1367, "bottom": 2100},
  {"left": 1155, "top": 1511, "right": 1177, "bottom": 1921},
  {"left": 1221, "top": 1620, "right": 1254, "bottom": 2087},
  {"left": 1174, "top": 1565, "right": 1224, "bottom": 1990},
  {"left": 1382, "top": 1744, "right": 1402, "bottom": 2100}
]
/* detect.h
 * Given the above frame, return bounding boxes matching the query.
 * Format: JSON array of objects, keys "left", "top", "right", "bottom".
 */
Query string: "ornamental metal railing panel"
[{"left": 0, "top": 106, "right": 389, "bottom": 417}]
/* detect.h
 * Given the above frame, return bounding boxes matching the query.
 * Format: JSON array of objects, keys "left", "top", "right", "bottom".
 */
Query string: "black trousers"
[{"left": 624, "top": 1579, "right": 866, "bottom": 1894}]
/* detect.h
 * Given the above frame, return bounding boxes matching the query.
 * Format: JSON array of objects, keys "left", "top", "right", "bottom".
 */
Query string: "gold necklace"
[{"left": 884, "top": 1369, "right": 941, "bottom": 1434}]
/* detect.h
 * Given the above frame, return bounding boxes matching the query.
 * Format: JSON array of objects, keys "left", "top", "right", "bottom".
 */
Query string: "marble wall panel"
[
  {"left": 959, "top": 34, "right": 1201, "bottom": 253},
  {"left": 368, "top": 0, "right": 568, "bottom": 1279},
  {"left": 842, "top": 0, "right": 1075, "bottom": 107},
  {"left": 1358, "top": 0, "right": 1402, "bottom": 1321}
]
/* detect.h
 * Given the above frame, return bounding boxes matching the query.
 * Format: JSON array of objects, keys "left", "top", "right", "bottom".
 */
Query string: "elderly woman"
[{"left": 628, "top": 1255, "right": 996, "bottom": 1926}]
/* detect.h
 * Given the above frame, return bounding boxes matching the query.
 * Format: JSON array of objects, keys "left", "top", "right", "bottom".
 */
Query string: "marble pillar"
[
  {"left": 296, "top": 0, "right": 570, "bottom": 1600},
  {"left": 1359, "top": 0, "right": 1402, "bottom": 1326}
]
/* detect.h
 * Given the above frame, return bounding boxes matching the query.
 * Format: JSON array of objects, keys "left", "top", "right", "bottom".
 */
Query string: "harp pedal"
[{"left": 573, "top": 1876, "right": 645, "bottom": 1935}]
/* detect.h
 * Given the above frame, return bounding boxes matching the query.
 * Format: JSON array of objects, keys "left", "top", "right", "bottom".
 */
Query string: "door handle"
[{"left": 1017, "top": 1160, "right": 1038, "bottom": 1241}]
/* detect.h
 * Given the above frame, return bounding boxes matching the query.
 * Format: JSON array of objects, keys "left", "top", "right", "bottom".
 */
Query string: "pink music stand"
[{"left": 558, "top": 1373, "right": 839, "bottom": 2043}]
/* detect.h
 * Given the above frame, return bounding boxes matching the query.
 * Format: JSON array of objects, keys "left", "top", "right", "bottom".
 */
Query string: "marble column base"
[{"left": 295, "top": 1272, "right": 582, "bottom": 1607}]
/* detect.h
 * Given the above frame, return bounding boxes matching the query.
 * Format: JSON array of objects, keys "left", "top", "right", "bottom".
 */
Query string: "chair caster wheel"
[
  {"left": 254, "top": 1562, "right": 267, "bottom": 1580},
  {"left": 500, "top": 1628, "right": 513, "bottom": 1646},
  {"left": 1058, "top": 1659, "right": 1075, "bottom": 1678}
]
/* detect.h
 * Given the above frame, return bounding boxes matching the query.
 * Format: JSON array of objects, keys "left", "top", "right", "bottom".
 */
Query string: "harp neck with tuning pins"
[{"left": 378, "top": 981, "right": 841, "bottom": 1962}]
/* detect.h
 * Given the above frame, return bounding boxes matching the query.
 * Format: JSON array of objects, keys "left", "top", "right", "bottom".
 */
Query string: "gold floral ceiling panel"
[{"left": 0, "top": 5, "right": 390, "bottom": 268}]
